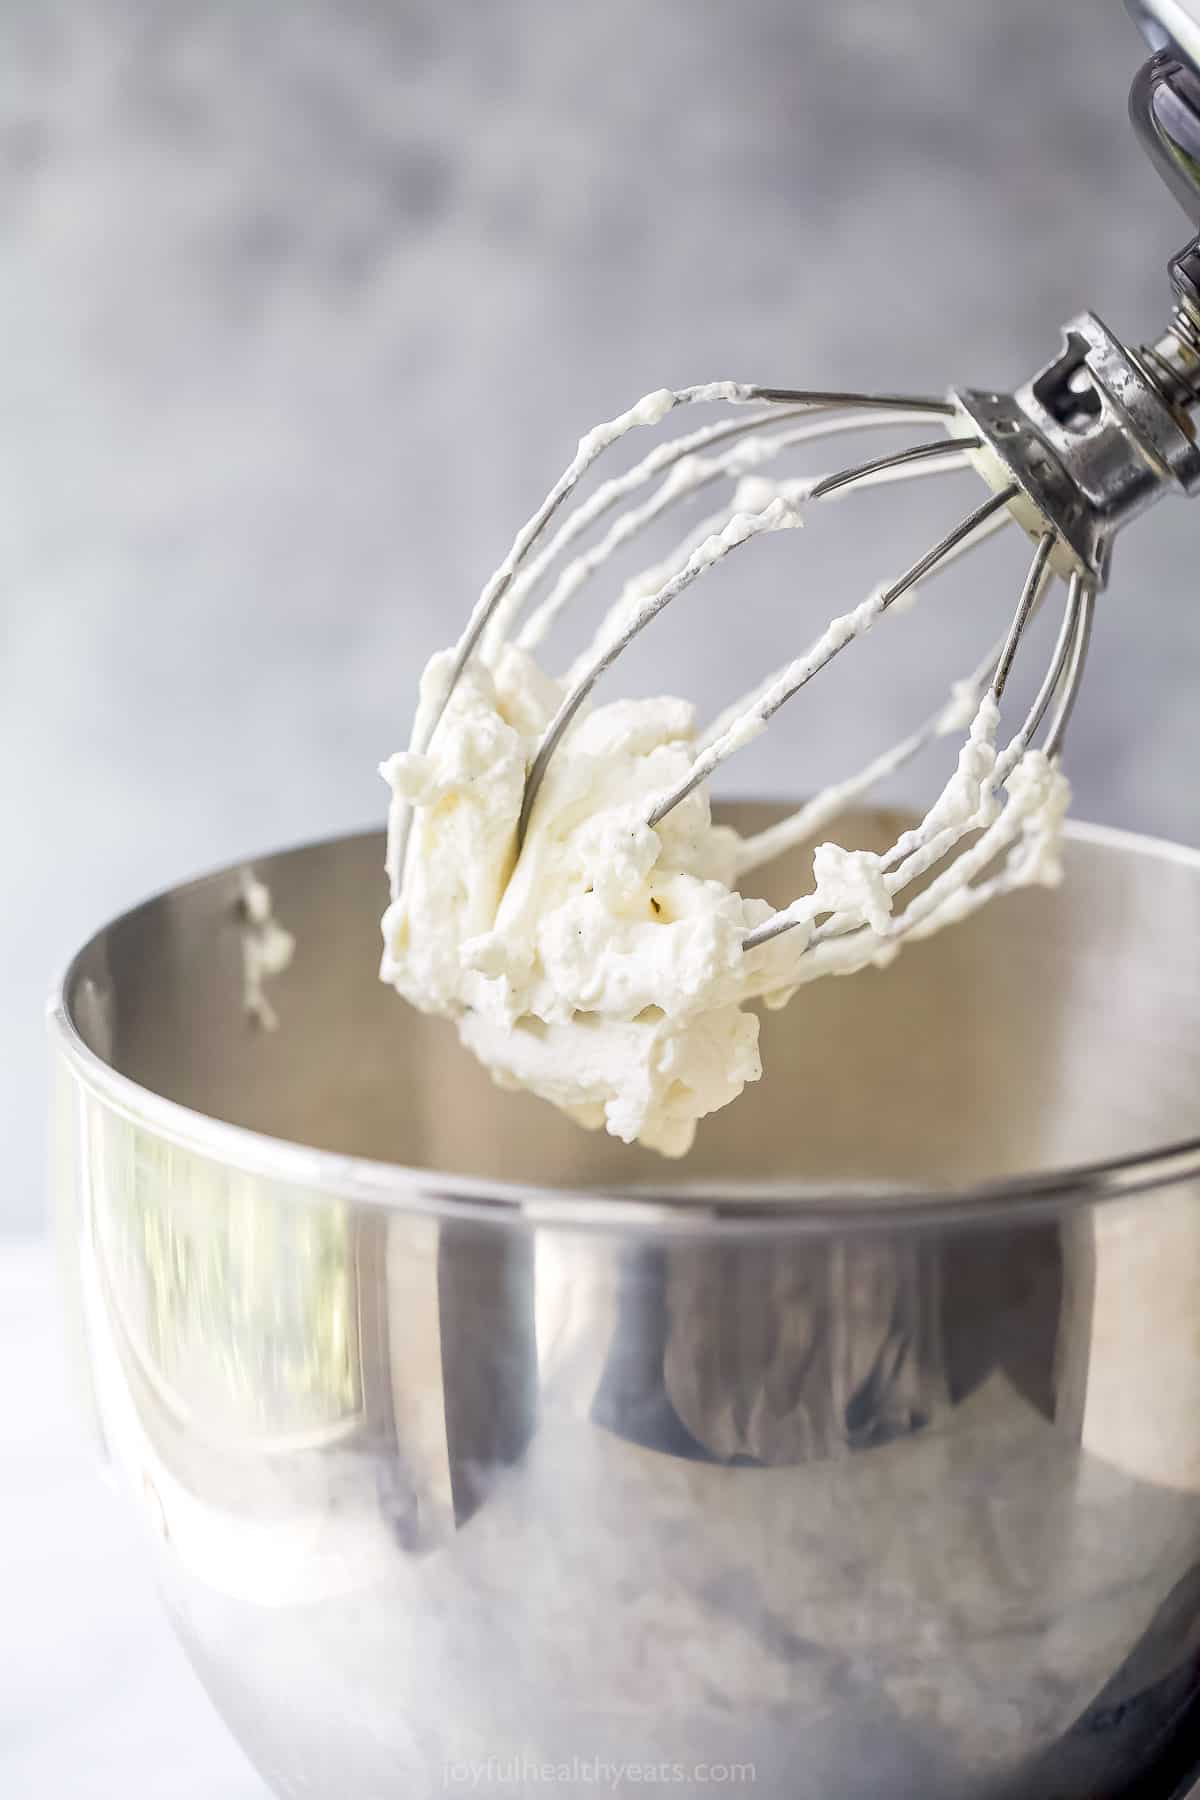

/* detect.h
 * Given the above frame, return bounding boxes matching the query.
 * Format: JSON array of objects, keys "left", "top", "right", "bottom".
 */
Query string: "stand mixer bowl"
[{"left": 50, "top": 806, "right": 1200, "bottom": 1800}]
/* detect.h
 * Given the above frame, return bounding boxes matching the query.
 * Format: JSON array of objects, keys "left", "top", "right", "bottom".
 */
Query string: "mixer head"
[
  {"left": 955, "top": 0, "right": 1200, "bottom": 588},
  {"left": 950, "top": 0, "right": 1200, "bottom": 589},
  {"left": 387, "top": 1, "right": 1200, "bottom": 963},
  {"left": 1129, "top": 0, "right": 1200, "bottom": 226}
]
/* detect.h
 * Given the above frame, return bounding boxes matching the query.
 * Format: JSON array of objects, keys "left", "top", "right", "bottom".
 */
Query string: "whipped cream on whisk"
[{"left": 380, "top": 386, "right": 1072, "bottom": 1157}]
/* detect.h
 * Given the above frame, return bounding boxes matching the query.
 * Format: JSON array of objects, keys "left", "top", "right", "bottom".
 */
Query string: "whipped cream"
[
  {"left": 237, "top": 869, "right": 295, "bottom": 1030},
  {"left": 381, "top": 386, "right": 1071, "bottom": 1157}
]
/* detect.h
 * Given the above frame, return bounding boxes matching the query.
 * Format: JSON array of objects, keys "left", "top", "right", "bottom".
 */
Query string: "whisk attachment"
[{"left": 386, "top": 364, "right": 1107, "bottom": 993}]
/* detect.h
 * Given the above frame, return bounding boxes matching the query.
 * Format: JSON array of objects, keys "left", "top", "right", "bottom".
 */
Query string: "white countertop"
[{"left": 0, "top": 1241, "right": 268, "bottom": 1799}]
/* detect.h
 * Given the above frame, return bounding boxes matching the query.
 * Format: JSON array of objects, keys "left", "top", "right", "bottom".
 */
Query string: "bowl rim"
[{"left": 48, "top": 816, "right": 1200, "bottom": 1237}]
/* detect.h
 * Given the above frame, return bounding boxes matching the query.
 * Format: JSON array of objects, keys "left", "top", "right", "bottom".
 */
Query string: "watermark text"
[{"left": 443, "top": 1753, "right": 756, "bottom": 1789}]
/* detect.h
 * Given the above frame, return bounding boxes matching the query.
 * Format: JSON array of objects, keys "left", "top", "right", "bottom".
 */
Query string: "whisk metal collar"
[{"left": 952, "top": 310, "right": 1200, "bottom": 586}]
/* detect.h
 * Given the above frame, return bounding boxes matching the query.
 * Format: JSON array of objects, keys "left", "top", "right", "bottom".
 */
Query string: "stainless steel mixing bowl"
[{"left": 51, "top": 806, "right": 1200, "bottom": 1800}]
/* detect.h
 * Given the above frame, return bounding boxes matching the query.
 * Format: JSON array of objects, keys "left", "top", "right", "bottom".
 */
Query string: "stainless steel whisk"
[{"left": 394, "top": 0, "right": 1200, "bottom": 958}]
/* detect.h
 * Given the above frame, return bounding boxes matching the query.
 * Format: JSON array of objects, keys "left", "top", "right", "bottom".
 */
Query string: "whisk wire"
[
  {"left": 809, "top": 437, "right": 981, "bottom": 501},
  {"left": 1043, "top": 575, "right": 1095, "bottom": 759},
  {"left": 752, "top": 388, "right": 956, "bottom": 415},
  {"left": 393, "top": 382, "right": 1099, "bottom": 978},
  {"left": 993, "top": 566, "right": 1084, "bottom": 785},
  {"left": 990, "top": 532, "right": 1056, "bottom": 703}
]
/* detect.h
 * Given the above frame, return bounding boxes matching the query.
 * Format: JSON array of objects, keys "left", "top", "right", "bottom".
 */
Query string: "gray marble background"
[{"left": 5, "top": 0, "right": 1198, "bottom": 1236}]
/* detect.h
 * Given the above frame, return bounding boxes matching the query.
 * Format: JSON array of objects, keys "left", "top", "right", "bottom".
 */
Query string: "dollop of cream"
[
  {"left": 380, "top": 639, "right": 1069, "bottom": 1156},
  {"left": 381, "top": 646, "right": 777, "bottom": 1155}
]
